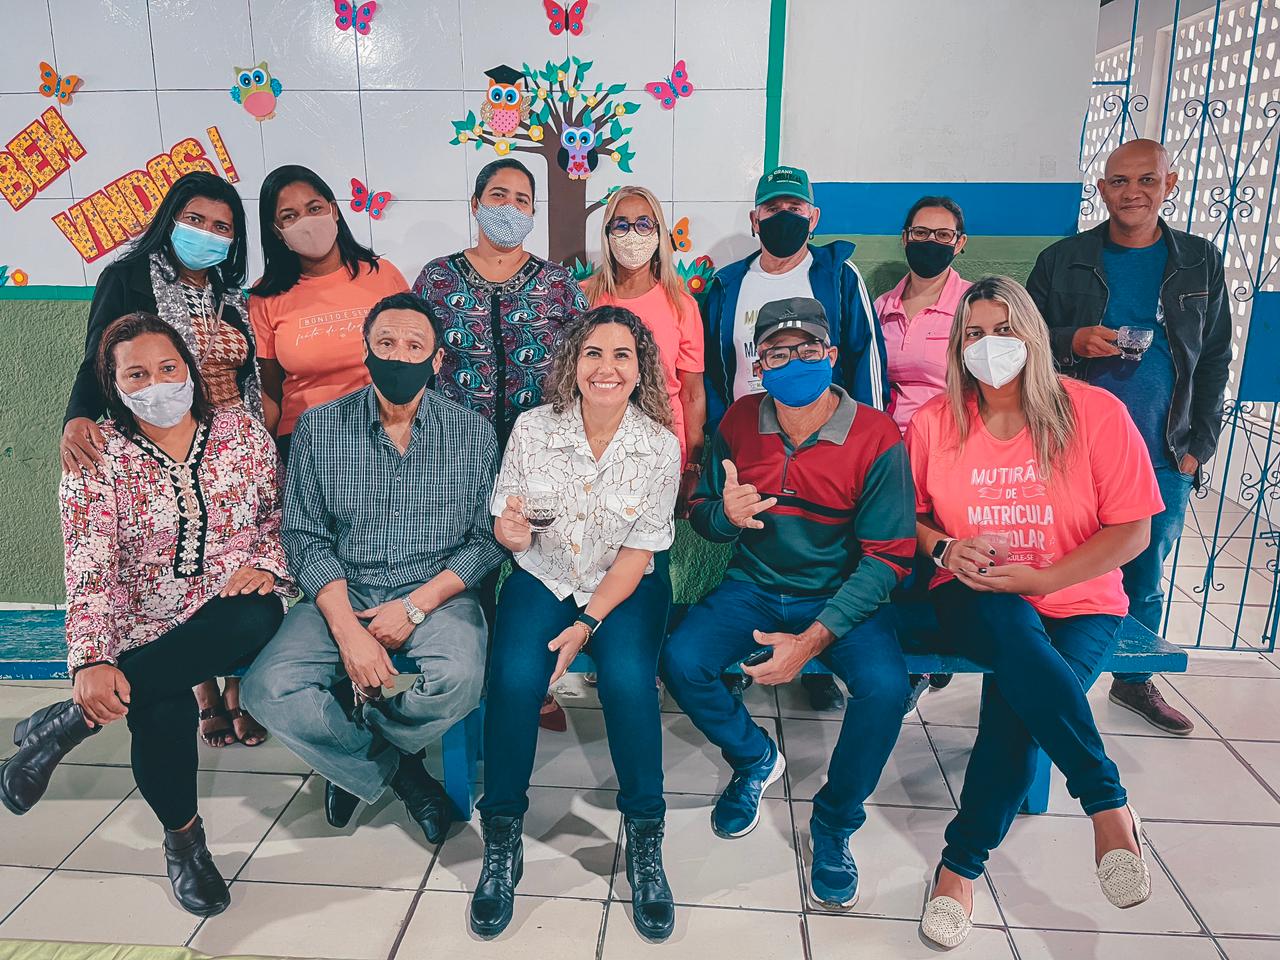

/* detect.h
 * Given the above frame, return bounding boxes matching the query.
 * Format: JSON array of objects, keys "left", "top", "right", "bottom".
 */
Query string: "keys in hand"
[{"left": 721, "top": 460, "right": 777, "bottom": 530}]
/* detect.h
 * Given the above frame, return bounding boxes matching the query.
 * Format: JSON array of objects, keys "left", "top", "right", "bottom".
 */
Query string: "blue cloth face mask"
[
  {"left": 475, "top": 201, "right": 535, "bottom": 249},
  {"left": 170, "top": 221, "right": 232, "bottom": 270},
  {"left": 760, "top": 356, "right": 833, "bottom": 408}
]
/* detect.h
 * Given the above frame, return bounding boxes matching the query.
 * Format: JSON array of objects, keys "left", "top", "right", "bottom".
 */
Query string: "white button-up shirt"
[{"left": 491, "top": 401, "right": 681, "bottom": 604}]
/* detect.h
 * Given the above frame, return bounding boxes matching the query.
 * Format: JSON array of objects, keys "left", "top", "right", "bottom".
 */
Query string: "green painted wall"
[{"left": 0, "top": 231, "right": 1056, "bottom": 604}]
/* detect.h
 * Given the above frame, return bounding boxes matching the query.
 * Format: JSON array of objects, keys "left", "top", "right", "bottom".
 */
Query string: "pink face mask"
[{"left": 279, "top": 209, "right": 339, "bottom": 259}]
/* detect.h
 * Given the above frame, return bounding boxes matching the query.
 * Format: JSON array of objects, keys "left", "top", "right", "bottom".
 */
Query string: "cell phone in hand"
[{"left": 741, "top": 647, "right": 773, "bottom": 668}]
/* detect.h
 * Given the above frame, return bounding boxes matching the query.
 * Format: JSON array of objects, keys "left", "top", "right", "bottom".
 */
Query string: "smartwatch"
[
  {"left": 575, "top": 612, "right": 602, "bottom": 639},
  {"left": 931, "top": 538, "right": 955, "bottom": 569}
]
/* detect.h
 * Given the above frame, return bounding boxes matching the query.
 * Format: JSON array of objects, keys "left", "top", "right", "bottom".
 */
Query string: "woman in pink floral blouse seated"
[{"left": 0, "top": 312, "right": 289, "bottom": 918}]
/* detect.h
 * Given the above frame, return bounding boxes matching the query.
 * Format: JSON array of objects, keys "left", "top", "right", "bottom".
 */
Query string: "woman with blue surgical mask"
[{"left": 58, "top": 170, "right": 268, "bottom": 750}]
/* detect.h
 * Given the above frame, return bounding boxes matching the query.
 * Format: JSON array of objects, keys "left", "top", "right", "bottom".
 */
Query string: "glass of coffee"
[
  {"left": 1116, "top": 326, "right": 1154, "bottom": 361},
  {"left": 524, "top": 492, "right": 559, "bottom": 533}
]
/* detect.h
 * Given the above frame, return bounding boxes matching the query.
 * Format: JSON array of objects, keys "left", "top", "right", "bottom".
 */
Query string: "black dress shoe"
[
  {"left": 390, "top": 752, "right": 454, "bottom": 844},
  {"left": 1, "top": 699, "right": 98, "bottom": 815},
  {"left": 163, "top": 816, "right": 230, "bottom": 917},
  {"left": 624, "top": 817, "right": 675, "bottom": 941},
  {"left": 469, "top": 815, "right": 523, "bottom": 938},
  {"left": 324, "top": 780, "right": 360, "bottom": 828},
  {"left": 801, "top": 674, "right": 845, "bottom": 712}
]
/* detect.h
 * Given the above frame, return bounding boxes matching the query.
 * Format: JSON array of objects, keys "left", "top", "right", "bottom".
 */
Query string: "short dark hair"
[
  {"left": 472, "top": 158, "right": 536, "bottom": 203},
  {"left": 362, "top": 293, "right": 444, "bottom": 349},
  {"left": 903, "top": 195, "right": 966, "bottom": 235},
  {"left": 96, "top": 312, "right": 212, "bottom": 437}
]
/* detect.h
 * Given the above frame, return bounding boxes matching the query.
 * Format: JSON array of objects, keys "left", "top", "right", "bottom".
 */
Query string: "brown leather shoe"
[{"left": 1108, "top": 679, "right": 1194, "bottom": 735}]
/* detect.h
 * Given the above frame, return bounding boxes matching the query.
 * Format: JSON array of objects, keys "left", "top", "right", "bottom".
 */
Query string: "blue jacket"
[{"left": 701, "top": 240, "right": 890, "bottom": 434}]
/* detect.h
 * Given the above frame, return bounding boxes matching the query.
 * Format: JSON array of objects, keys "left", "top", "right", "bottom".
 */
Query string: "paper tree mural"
[{"left": 449, "top": 56, "right": 640, "bottom": 266}]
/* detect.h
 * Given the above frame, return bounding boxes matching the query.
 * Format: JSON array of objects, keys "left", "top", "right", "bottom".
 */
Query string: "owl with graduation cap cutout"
[{"left": 480, "top": 65, "right": 530, "bottom": 138}]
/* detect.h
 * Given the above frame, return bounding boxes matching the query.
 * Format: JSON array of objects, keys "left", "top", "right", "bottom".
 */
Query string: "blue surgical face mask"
[
  {"left": 170, "top": 220, "right": 232, "bottom": 270},
  {"left": 475, "top": 201, "right": 535, "bottom": 249},
  {"left": 760, "top": 356, "right": 833, "bottom": 408}
]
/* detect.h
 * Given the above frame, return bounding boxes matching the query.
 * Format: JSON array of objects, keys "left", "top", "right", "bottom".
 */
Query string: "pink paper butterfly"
[
  {"left": 543, "top": 0, "right": 587, "bottom": 36},
  {"left": 350, "top": 178, "right": 392, "bottom": 219},
  {"left": 645, "top": 59, "right": 693, "bottom": 110},
  {"left": 335, "top": 0, "right": 377, "bottom": 35}
]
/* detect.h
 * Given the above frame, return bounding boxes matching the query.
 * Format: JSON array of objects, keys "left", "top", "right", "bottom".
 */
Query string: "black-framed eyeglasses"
[
  {"left": 906, "top": 226, "right": 960, "bottom": 244},
  {"left": 759, "top": 339, "right": 827, "bottom": 370},
  {"left": 608, "top": 216, "right": 657, "bottom": 237}
]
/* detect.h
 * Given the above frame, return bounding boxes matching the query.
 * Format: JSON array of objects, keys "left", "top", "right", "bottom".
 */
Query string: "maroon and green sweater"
[{"left": 689, "top": 387, "right": 917, "bottom": 638}]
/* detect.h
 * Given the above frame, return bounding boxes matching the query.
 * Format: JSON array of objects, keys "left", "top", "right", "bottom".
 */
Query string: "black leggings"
[{"left": 115, "top": 594, "right": 283, "bottom": 829}]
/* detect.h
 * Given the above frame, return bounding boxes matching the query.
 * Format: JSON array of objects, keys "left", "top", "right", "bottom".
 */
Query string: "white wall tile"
[
  {"left": 49, "top": 0, "right": 155, "bottom": 91},
  {"left": 0, "top": 95, "right": 80, "bottom": 200},
  {"left": 157, "top": 91, "right": 266, "bottom": 198},
  {"left": 677, "top": 0, "right": 772, "bottom": 90},
  {"left": 149, "top": 0, "right": 255, "bottom": 92},
  {"left": 0, "top": 197, "right": 89, "bottom": 286},
  {"left": 582, "top": 90, "right": 675, "bottom": 203},
  {"left": 672, "top": 90, "right": 765, "bottom": 202},
  {"left": 260, "top": 91, "right": 364, "bottom": 201},
  {"left": 671, "top": 199, "right": 759, "bottom": 268},
  {"left": 3, "top": 12, "right": 54, "bottom": 94},
  {"left": 586, "top": 1, "right": 676, "bottom": 89},
  {"left": 368, "top": 199, "right": 472, "bottom": 282},
  {"left": 361, "top": 91, "right": 469, "bottom": 201},
  {"left": 459, "top": 5, "right": 568, "bottom": 91},
  {"left": 463, "top": 137, "right": 552, "bottom": 208},
  {"left": 55, "top": 91, "right": 163, "bottom": 197},
  {"left": 357, "top": 1, "right": 463, "bottom": 91},
  {"left": 249, "top": 0, "right": 358, "bottom": 91}
]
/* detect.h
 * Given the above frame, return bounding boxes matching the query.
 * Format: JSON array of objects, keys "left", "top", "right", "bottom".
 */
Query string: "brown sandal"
[
  {"left": 227, "top": 708, "right": 268, "bottom": 747},
  {"left": 198, "top": 707, "right": 234, "bottom": 747}
]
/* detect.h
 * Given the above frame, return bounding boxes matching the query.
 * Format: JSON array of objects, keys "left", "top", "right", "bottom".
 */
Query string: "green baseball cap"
[{"left": 754, "top": 165, "right": 813, "bottom": 205}]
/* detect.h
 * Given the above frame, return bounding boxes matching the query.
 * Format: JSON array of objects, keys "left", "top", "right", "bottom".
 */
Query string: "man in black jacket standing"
[{"left": 1026, "top": 138, "right": 1232, "bottom": 735}]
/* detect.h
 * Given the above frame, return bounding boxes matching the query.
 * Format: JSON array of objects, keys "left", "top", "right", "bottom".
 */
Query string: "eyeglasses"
[
  {"left": 906, "top": 226, "right": 960, "bottom": 244},
  {"left": 759, "top": 339, "right": 827, "bottom": 370},
  {"left": 608, "top": 216, "right": 657, "bottom": 237}
]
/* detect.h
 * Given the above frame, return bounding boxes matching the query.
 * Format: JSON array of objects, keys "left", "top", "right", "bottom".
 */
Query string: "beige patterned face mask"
[{"left": 609, "top": 231, "right": 660, "bottom": 270}]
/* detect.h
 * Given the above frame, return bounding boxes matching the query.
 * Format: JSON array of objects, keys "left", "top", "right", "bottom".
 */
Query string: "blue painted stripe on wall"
[{"left": 812, "top": 182, "right": 1083, "bottom": 237}]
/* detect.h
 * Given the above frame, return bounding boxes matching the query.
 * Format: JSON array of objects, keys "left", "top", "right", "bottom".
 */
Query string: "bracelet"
[{"left": 682, "top": 462, "right": 703, "bottom": 476}]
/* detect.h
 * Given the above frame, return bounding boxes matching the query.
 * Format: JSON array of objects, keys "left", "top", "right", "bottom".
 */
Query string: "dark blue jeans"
[
  {"left": 931, "top": 581, "right": 1127, "bottom": 880},
  {"left": 477, "top": 564, "right": 671, "bottom": 820},
  {"left": 1115, "top": 461, "right": 1195, "bottom": 684},
  {"left": 660, "top": 578, "right": 909, "bottom": 833}
]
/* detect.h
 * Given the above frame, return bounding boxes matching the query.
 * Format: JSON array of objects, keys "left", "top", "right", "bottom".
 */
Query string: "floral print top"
[
  {"left": 412, "top": 252, "right": 588, "bottom": 445},
  {"left": 59, "top": 408, "right": 290, "bottom": 672}
]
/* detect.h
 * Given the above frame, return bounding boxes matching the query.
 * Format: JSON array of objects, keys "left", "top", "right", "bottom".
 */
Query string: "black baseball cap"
[{"left": 754, "top": 297, "right": 830, "bottom": 347}]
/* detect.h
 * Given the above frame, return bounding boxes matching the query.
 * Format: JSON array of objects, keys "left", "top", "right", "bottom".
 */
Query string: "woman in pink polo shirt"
[
  {"left": 907, "top": 277, "right": 1162, "bottom": 949},
  {"left": 875, "top": 196, "right": 972, "bottom": 436}
]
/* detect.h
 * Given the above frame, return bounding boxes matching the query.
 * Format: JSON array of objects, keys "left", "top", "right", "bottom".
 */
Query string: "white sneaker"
[
  {"left": 920, "top": 865, "right": 974, "bottom": 949},
  {"left": 1097, "top": 803, "right": 1151, "bottom": 909}
]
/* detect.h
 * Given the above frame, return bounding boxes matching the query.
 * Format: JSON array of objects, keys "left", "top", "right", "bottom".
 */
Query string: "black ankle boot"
[
  {"left": 1, "top": 699, "right": 98, "bottom": 815},
  {"left": 163, "top": 816, "right": 230, "bottom": 917},
  {"left": 469, "top": 815, "right": 524, "bottom": 938},
  {"left": 625, "top": 817, "right": 675, "bottom": 941}
]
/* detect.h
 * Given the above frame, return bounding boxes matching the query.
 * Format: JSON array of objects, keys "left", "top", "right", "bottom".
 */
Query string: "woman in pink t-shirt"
[{"left": 905, "top": 277, "right": 1164, "bottom": 949}]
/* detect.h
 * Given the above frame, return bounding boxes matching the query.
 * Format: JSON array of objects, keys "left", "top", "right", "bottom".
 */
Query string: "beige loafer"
[
  {"left": 920, "top": 865, "right": 974, "bottom": 949},
  {"left": 1096, "top": 803, "right": 1152, "bottom": 909}
]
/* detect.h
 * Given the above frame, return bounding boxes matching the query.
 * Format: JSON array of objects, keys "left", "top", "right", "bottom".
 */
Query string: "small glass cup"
[
  {"left": 523, "top": 491, "right": 559, "bottom": 533},
  {"left": 1116, "top": 326, "right": 1154, "bottom": 361},
  {"left": 977, "top": 529, "right": 1013, "bottom": 565}
]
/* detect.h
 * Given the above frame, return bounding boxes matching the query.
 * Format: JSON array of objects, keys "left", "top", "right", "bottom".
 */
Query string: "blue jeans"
[
  {"left": 931, "top": 581, "right": 1127, "bottom": 879},
  {"left": 477, "top": 565, "right": 671, "bottom": 820},
  {"left": 660, "top": 578, "right": 909, "bottom": 833},
  {"left": 1115, "top": 461, "right": 1195, "bottom": 684}
]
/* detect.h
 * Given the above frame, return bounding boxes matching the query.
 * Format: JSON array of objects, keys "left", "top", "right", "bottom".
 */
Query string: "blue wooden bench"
[{"left": 1, "top": 604, "right": 1187, "bottom": 821}]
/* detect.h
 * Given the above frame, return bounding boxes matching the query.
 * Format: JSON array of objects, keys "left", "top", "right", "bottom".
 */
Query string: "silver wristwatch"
[{"left": 401, "top": 595, "right": 426, "bottom": 625}]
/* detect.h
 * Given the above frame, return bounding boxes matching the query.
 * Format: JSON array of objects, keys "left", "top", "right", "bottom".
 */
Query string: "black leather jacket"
[{"left": 1026, "top": 219, "right": 1232, "bottom": 467}]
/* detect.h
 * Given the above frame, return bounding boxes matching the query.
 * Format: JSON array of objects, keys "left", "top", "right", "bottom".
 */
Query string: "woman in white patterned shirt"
[{"left": 469, "top": 306, "right": 681, "bottom": 942}]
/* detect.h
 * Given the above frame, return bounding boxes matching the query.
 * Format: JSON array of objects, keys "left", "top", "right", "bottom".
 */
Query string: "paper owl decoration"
[
  {"left": 480, "top": 65, "right": 529, "bottom": 138},
  {"left": 557, "top": 125, "right": 598, "bottom": 181},
  {"left": 230, "top": 62, "right": 283, "bottom": 122}
]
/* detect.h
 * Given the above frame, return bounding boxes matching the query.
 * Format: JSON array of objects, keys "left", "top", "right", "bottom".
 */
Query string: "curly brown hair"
[{"left": 544, "top": 305, "right": 673, "bottom": 429}]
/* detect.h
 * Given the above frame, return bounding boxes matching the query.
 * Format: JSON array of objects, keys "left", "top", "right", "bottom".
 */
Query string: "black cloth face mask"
[
  {"left": 365, "top": 351, "right": 436, "bottom": 405},
  {"left": 757, "top": 210, "right": 811, "bottom": 259},
  {"left": 904, "top": 239, "right": 957, "bottom": 279}
]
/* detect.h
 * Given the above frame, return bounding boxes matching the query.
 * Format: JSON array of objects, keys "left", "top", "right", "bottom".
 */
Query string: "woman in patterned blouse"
[
  {"left": 471, "top": 306, "right": 682, "bottom": 943},
  {"left": 1, "top": 313, "right": 289, "bottom": 918},
  {"left": 58, "top": 171, "right": 270, "bottom": 749}
]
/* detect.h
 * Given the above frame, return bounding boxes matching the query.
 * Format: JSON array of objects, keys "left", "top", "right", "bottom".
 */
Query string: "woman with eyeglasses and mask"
[
  {"left": 250, "top": 165, "right": 408, "bottom": 463},
  {"left": 57, "top": 170, "right": 269, "bottom": 749},
  {"left": 4, "top": 312, "right": 288, "bottom": 918},
  {"left": 907, "top": 277, "right": 1161, "bottom": 948}
]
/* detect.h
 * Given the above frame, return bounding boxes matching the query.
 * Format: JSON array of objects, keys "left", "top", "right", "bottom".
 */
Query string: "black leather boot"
[
  {"left": 324, "top": 780, "right": 360, "bottom": 828},
  {"left": 469, "top": 815, "right": 523, "bottom": 938},
  {"left": 1, "top": 699, "right": 98, "bottom": 815},
  {"left": 163, "top": 816, "right": 230, "bottom": 917},
  {"left": 390, "top": 752, "right": 454, "bottom": 844},
  {"left": 625, "top": 817, "right": 675, "bottom": 941}
]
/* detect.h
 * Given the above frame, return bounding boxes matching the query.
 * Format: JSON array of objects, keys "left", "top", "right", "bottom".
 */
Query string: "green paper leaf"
[
  {"left": 580, "top": 108, "right": 594, "bottom": 127},
  {"left": 575, "top": 59, "right": 593, "bottom": 76},
  {"left": 621, "top": 101, "right": 641, "bottom": 115},
  {"left": 606, "top": 83, "right": 626, "bottom": 97},
  {"left": 609, "top": 119, "right": 623, "bottom": 141}
]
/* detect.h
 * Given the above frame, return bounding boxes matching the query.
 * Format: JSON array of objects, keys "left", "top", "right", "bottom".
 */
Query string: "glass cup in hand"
[
  {"left": 523, "top": 492, "right": 559, "bottom": 532},
  {"left": 1116, "top": 326, "right": 1154, "bottom": 361},
  {"left": 977, "top": 529, "right": 1013, "bottom": 565}
]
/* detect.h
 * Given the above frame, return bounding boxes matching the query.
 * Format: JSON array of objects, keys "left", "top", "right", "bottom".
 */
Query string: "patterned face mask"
[{"left": 475, "top": 201, "right": 535, "bottom": 249}]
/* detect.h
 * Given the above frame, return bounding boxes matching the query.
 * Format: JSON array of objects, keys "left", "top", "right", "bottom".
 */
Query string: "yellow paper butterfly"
[{"left": 38, "top": 62, "right": 80, "bottom": 104}]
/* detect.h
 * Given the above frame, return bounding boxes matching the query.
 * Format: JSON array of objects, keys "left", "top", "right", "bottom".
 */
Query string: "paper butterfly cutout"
[
  {"left": 646, "top": 60, "right": 693, "bottom": 110},
  {"left": 350, "top": 178, "right": 392, "bottom": 219},
  {"left": 543, "top": 0, "right": 587, "bottom": 36},
  {"left": 335, "top": 0, "right": 377, "bottom": 34},
  {"left": 0, "top": 266, "right": 29, "bottom": 287},
  {"left": 38, "top": 62, "right": 80, "bottom": 104},
  {"left": 670, "top": 217, "right": 692, "bottom": 253}
]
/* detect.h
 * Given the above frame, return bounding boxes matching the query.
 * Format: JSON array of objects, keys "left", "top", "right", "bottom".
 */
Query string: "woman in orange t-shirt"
[
  {"left": 906, "top": 277, "right": 1163, "bottom": 948},
  {"left": 250, "top": 165, "right": 408, "bottom": 463}
]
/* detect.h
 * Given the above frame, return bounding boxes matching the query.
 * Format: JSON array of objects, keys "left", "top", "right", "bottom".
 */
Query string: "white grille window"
[{"left": 1080, "top": 38, "right": 1145, "bottom": 229}]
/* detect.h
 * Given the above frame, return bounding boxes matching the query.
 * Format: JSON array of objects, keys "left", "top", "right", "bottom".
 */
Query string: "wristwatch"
[
  {"left": 575, "top": 611, "right": 602, "bottom": 640},
  {"left": 401, "top": 595, "right": 426, "bottom": 625},
  {"left": 931, "top": 538, "right": 955, "bottom": 569}
]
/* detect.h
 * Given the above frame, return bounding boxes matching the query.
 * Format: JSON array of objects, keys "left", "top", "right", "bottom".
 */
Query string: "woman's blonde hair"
[
  {"left": 945, "top": 276, "right": 1076, "bottom": 477},
  {"left": 544, "top": 305, "right": 674, "bottom": 428},
  {"left": 584, "top": 185, "right": 686, "bottom": 312}
]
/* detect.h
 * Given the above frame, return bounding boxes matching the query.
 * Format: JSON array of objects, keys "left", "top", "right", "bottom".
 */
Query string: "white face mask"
[
  {"left": 117, "top": 377, "right": 195, "bottom": 428},
  {"left": 609, "top": 231, "right": 660, "bottom": 270},
  {"left": 963, "top": 335, "right": 1028, "bottom": 389}
]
